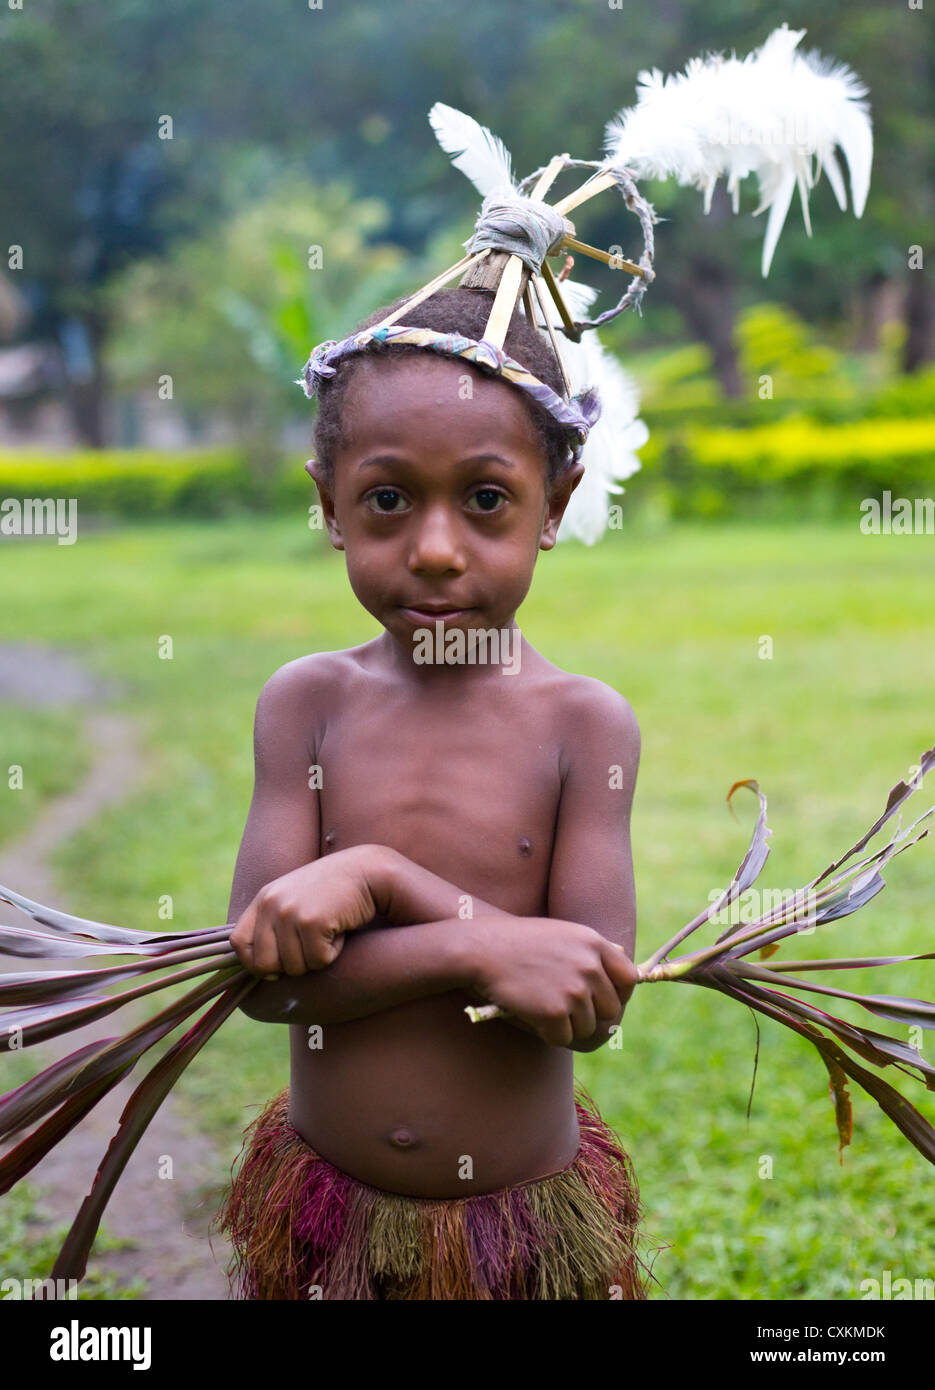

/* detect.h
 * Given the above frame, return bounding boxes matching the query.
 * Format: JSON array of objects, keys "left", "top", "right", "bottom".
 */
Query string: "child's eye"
[
  {"left": 467, "top": 487, "right": 507, "bottom": 514},
  {"left": 365, "top": 487, "right": 409, "bottom": 514}
]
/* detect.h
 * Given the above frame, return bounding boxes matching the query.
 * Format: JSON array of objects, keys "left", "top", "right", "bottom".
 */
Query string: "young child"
[{"left": 216, "top": 283, "right": 651, "bottom": 1301}]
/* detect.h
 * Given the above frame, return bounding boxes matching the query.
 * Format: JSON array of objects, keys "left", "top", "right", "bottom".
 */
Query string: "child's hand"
[
  {"left": 464, "top": 916, "right": 638, "bottom": 1048},
  {"left": 230, "top": 849, "right": 382, "bottom": 978}
]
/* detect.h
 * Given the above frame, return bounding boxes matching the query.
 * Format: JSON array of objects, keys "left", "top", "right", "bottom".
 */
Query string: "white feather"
[
  {"left": 428, "top": 103, "right": 516, "bottom": 198},
  {"left": 527, "top": 281, "right": 648, "bottom": 546},
  {"left": 603, "top": 23, "right": 873, "bottom": 274},
  {"left": 426, "top": 103, "right": 647, "bottom": 542}
]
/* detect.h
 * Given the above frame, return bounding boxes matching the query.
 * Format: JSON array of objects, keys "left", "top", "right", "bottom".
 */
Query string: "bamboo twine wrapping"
[{"left": 468, "top": 154, "right": 570, "bottom": 352}]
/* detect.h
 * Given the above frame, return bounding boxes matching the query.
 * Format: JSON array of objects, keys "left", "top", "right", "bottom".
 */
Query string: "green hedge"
[
  {"left": 636, "top": 416, "right": 935, "bottom": 519},
  {"left": 0, "top": 449, "right": 260, "bottom": 517},
  {"left": 2, "top": 419, "right": 933, "bottom": 525},
  {"left": 864, "top": 366, "right": 935, "bottom": 419}
]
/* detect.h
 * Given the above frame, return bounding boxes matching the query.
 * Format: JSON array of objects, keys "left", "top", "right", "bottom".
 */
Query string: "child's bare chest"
[{"left": 315, "top": 683, "right": 563, "bottom": 915}]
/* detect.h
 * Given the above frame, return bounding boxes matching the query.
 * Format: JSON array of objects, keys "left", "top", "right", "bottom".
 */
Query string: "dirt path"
[{"left": 0, "top": 646, "right": 231, "bottom": 1299}]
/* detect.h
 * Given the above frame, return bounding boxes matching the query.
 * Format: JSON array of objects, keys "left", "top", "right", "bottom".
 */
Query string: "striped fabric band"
[{"left": 298, "top": 324, "right": 602, "bottom": 456}]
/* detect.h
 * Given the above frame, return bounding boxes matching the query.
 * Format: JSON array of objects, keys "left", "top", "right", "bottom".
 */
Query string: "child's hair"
[{"left": 311, "top": 286, "right": 574, "bottom": 490}]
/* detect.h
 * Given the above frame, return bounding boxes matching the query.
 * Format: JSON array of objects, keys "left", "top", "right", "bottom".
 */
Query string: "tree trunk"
[
  {"left": 903, "top": 269, "right": 935, "bottom": 374},
  {"left": 853, "top": 272, "right": 892, "bottom": 352},
  {"left": 64, "top": 313, "right": 109, "bottom": 448},
  {"left": 670, "top": 261, "right": 743, "bottom": 398},
  {"left": 666, "top": 182, "right": 742, "bottom": 398}
]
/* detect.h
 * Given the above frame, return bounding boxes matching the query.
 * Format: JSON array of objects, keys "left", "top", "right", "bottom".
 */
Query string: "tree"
[{"left": 105, "top": 174, "right": 414, "bottom": 471}]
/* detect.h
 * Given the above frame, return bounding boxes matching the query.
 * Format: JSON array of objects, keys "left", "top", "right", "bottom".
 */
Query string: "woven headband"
[{"left": 300, "top": 324, "right": 602, "bottom": 457}]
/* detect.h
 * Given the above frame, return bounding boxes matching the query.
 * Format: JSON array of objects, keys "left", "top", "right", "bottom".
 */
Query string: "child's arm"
[
  {"left": 237, "top": 843, "right": 633, "bottom": 1047},
  {"left": 232, "top": 843, "right": 513, "bottom": 974},
  {"left": 233, "top": 842, "right": 512, "bottom": 1016},
  {"left": 541, "top": 678, "right": 642, "bottom": 1053},
  {"left": 231, "top": 664, "right": 635, "bottom": 1046},
  {"left": 227, "top": 663, "right": 515, "bottom": 1024}
]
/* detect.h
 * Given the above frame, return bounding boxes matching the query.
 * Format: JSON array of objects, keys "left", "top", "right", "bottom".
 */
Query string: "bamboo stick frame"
[
  {"left": 561, "top": 236, "right": 644, "bottom": 278},
  {"left": 530, "top": 274, "right": 574, "bottom": 398},
  {"left": 371, "top": 248, "right": 491, "bottom": 333},
  {"left": 481, "top": 158, "right": 647, "bottom": 355},
  {"left": 552, "top": 167, "right": 618, "bottom": 216},
  {"left": 481, "top": 154, "right": 568, "bottom": 351},
  {"left": 540, "top": 260, "right": 579, "bottom": 340},
  {"left": 366, "top": 152, "right": 649, "bottom": 399}
]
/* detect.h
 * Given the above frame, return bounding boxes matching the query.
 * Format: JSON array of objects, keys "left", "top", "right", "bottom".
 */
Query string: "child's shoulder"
[
  {"left": 535, "top": 669, "right": 641, "bottom": 792},
  {"left": 252, "top": 648, "right": 360, "bottom": 730},
  {"left": 539, "top": 662, "right": 640, "bottom": 743}
]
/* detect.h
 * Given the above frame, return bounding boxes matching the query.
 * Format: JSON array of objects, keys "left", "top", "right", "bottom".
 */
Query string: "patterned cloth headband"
[{"left": 298, "top": 324, "right": 602, "bottom": 457}]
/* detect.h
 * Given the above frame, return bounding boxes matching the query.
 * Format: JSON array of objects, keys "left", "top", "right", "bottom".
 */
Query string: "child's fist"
[
  {"left": 465, "top": 916, "right": 637, "bottom": 1048},
  {"left": 230, "top": 849, "right": 381, "bottom": 977}
]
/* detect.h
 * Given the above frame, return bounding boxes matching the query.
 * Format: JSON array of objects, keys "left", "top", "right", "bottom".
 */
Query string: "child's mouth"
[{"left": 398, "top": 607, "right": 473, "bottom": 626}]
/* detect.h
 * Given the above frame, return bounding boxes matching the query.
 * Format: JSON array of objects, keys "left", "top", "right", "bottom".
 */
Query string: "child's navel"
[
  {"left": 387, "top": 1127, "right": 419, "bottom": 1150},
  {"left": 518, "top": 837, "right": 533, "bottom": 858},
  {"left": 323, "top": 830, "right": 337, "bottom": 852}
]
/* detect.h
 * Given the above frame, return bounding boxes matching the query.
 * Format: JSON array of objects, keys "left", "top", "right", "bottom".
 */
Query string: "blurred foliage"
[
  {"left": 0, "top": 449, "right": 258, "bottom": 515},
  {"left": 636, "top": 300, "right": 900, "bottom": 427},
  {"left": 867, "top": 365, "right": 935, "bottom": 419},
  {"left": 6, "top": 400, "right": 933, "bottom": 526},
  {"left": 690, "top": 416, "right": 935, "bottom": 478},
  {"left": 0, "top": 0, "right": 931, "bottom": 405},
  {"left": 103, "top": 176, "right": 410, "bottom": 462}
]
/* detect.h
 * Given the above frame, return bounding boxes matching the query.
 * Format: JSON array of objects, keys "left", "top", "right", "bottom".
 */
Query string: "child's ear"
[
  {"left": 305, "top": 459, "right": 344, "bottom": 551},
  {"left": 539, "top": 461, "right": 584, "bottom": 550}
]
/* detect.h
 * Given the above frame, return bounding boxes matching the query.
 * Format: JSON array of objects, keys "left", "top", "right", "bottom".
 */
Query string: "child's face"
[{"left": 310, "top": 355, "right": 582, "bottom": 646}]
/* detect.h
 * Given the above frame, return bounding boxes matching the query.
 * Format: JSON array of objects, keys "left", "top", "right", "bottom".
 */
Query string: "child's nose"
[{"left": 407, "top": 505, "right": 467, "bottom": 574}]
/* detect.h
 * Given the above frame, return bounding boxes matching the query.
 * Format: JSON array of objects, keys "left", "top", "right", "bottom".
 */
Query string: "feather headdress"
[
  {"left": 428, "top": 104, "right": 649, "bottom": 546},
  {"left": 604, "top": 23, "right": 873, "bottom": 275},
  {"left": 299, "top": 24, "right": 872, "bottom": 543},
  {"left": 536, "top": 282, "right": 647, "bottom": 546}
]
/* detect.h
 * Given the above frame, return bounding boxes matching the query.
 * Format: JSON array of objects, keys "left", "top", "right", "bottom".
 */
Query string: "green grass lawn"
[
  {"left": 0, "top": 706, "right": 92, "bottom": 848},
  {"left": 1, "top": 511, "right": 933, "bottom": 1299}
]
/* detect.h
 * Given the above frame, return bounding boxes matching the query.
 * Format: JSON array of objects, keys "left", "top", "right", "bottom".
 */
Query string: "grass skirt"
[{"left": 214, "top": 1084, "right": 652, "bottom": 1300}]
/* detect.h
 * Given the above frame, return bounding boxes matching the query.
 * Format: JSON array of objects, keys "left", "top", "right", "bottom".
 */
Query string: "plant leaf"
[
  {"left": 644, "top": 777, "right": 773, "bottom": 970},
  {"left": 51, "top": 975, "right": 256, "bottom": 1282},
  {"left": 0, "top": 944, "right": 235, "bottom": 1006},
  {"left": 701, "top": 969, "right": 935, "bottom": 1166},
  {"left": 0, "top": 1070, "right": 134, "bottom": 1195},
  {"left": 819, "top": 1049, "right": 853, "bottom": 1163},
  {"left": 808, "top": 744, "right": 935, "bottom": 890},
  {"left": 0, "top": 926, "right": 124, "bottom": 959},
  {"left": 712, "top": 969, "right": 935, "bottom": 1089},
  {"left": 749, "top": 952, "right": 935, "bottom": 973},
  {"left": 0, "top": 881, "right": 230, "bottom": 949},
  {"left": 0, "top": 971, "right": 239, "bottom": 1140},
  {"left": 0, "top": 1040, "right": 119, "bottom": 1139},
  {"left": 0, "top": 963, "right": 240, "bottom": 1050},
  {"left": 728, "top": 961, "right": 935, "bottom": 1032}
]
